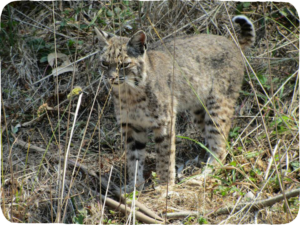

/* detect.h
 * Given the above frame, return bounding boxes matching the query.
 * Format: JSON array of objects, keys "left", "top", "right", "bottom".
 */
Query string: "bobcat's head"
[{"left": 96, "top": 28, "right": 147, "bottom": 87}]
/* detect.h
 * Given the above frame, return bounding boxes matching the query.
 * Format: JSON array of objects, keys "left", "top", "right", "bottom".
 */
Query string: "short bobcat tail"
[{"left": 232, "top": 15, "right": 255, "bottom": 50}]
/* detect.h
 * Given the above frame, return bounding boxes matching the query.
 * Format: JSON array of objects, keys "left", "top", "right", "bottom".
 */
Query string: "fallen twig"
[
  {"left": 99, "top": 193, "right": 163, "bottom": 224},
  {"left": 166, "top": 188, "right": 300, "bottom": 219},
  {"left": 14, "top": 138, "right": 47, "bottom": 153}
]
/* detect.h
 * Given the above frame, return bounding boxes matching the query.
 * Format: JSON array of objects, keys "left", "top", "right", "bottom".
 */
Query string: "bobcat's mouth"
[{"left": 108, "top": 77, "right": 125, "bottom": 85}]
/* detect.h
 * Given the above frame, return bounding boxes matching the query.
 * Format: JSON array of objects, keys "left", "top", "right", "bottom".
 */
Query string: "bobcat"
[{"left": 96, "top": 15, "right": 255, "bottom": 190}]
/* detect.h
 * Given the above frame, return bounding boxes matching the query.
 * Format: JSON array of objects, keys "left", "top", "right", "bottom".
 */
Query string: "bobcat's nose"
[
  {"left": 108, "top": 71, "right": 119, "bottom": 82},
  {"left": 107, "top": 71, "right": 121, "bottom": 85}
]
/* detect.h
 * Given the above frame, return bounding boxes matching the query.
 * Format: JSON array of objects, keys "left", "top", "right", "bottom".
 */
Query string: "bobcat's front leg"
[
  {"left": 121, "top": 123, "right": 147, "bottom": 191},
  {"left": 153, "top": 118, "right": 176, "bottom": 186}
]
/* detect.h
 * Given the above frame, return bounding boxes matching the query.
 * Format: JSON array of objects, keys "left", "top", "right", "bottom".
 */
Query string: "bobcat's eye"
[
  {"left": 120, "top": 62, "right": 131, "bottom": 69},
  {"left": 101, "top": 61, "right": 110, "bottom": 68}
]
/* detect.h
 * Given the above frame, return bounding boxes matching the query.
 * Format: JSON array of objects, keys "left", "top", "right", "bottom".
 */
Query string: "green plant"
[
  {"left": 26, "top": 37, "right": 54, "bottom": 63},
  {"left": 229, "top": 127, "right": 240, "bottom": 139},
  {"left": 214, "top": 184, "right": 243, "bottom": 197},
  {"left": 183, "top": 216, "right": 209, "bottom": 225},
  {"left": 198, "top": 217, "right": 208, "bottom": 224},
  {"left": 236, "top": 2, "right": 252, "bottom": 14},
  {"left": 0, "top": 5, "right": 19, "bottom": 55},
  {"left": 151, "top": 171, "right": 159, "bottom": 185},
  {"left": 73, "top": 208, "right": 88, "bottom": 224},
  {"left": 184, "top": 216, "right": 196, "bottom": 224},
  {"left": 125, "top": 190, "right": 139, "bottom": 201}
]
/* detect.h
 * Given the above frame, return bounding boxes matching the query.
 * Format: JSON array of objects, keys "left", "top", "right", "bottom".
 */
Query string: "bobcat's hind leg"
[
  {"left": 192, "top": 107, "right": 206, "bottom": 135},
  {"left": 204, "top": 95, "right": 234, "bottom": 166},
  {"left": 186, "top": 95, "right": 237, "bottom": 186}
]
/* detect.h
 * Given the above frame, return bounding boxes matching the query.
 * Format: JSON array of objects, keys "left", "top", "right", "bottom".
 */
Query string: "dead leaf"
[
  {"left": 47, "top": 52, "right": 77, "bottom": 76},
  {"left": 47, "top": 52, "right": 69, "bottom": 67}
]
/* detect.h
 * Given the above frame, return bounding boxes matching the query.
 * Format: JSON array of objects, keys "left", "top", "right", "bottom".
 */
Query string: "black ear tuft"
[{"left": 127, "top": 31, "right": 147, "bottom": 57}]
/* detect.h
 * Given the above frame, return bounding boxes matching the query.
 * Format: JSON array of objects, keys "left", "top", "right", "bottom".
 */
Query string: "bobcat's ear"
[
  {"left": 94, "top": 27, "right": 113, "bottom": 47},
  {"left": 127, "top": 31, "right": 147, "bottom": 57}
]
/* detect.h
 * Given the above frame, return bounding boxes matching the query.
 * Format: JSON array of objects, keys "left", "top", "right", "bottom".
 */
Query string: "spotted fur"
[{"left": 96, "top": 16, "right": 255, "bottom": 189}]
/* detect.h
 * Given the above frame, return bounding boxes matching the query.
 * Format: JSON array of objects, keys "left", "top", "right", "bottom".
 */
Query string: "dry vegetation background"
[{"left": 0, "top": 0, "right": 299, "bottom": 224}]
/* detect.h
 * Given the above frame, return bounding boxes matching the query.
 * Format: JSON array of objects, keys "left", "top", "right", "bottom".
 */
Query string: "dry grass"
[{"left": 1, "top": 1, "right": 299, "bottom": 224}]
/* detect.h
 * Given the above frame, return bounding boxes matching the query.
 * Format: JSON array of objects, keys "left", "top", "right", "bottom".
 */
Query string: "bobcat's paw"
[
  {"left": 122, "top": 181, "right": 144, "bottom": 193},
  {"left": 184, "top": 167, "right": 214, "bottom": 186}
]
